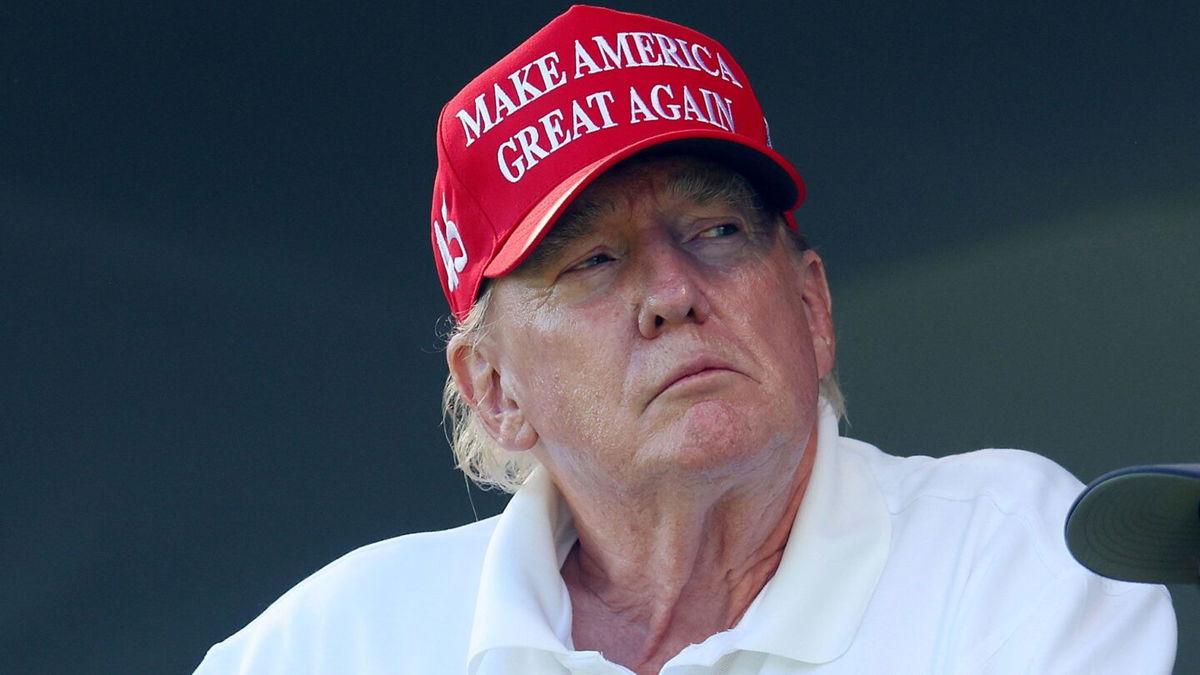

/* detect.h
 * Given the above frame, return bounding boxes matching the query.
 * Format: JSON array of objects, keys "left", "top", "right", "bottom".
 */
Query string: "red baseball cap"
[{"left": 431, "top": 4, "right": 805, "bottom": 320}]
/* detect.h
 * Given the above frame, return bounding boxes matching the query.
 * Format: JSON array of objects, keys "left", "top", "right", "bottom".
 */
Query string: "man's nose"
[{"left": 635, "top": 245, "right": 712, "bottom": 338}]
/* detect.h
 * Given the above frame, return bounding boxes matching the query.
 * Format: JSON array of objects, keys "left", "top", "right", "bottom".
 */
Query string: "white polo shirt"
[{"left": 195, "top": 404, "right": 1176, "bottom": 673}]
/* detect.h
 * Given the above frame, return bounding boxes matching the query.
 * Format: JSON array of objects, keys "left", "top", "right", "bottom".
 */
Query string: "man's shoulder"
[
  {"left": 194, "top": 516, "right": 500, "bottom": 674},
  {"left": 832, "top": 438, "right": 1176, "bottom": 671},
  {"left": 841, "top": 437, "right": 1083, "bottom": 516},
  {"left": 303, "top": 515, "right": 499, "bottom": 601},
  {"left": 840, "top": 438, "right": 1092, "bottom": 571},
  {"left": 262, "top": 515, "right": 500, "bottom": 606},
  {"left": 307, "top": 515, "right": 501, "bottom": 587}
]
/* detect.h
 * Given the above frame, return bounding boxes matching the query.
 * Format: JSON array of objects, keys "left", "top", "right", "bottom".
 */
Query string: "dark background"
[{"left": 3, "top": 1, "right": 1197, "bottom": 672}]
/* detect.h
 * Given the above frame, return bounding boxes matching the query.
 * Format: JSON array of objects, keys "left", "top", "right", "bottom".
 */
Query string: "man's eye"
[
  {"left": 698, "top": 223, "right": 740, "bottom": 238},
  {"left": 569, "top": 253, "right": 614, "bottom": 271}
]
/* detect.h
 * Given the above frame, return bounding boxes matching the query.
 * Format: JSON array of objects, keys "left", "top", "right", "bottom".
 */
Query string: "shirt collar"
[
  {"left": 467, "top": 466, "right": 576, "bottom": 672},
  {"left": 734, "top": 401, "right": 892, "bottom": 664}
]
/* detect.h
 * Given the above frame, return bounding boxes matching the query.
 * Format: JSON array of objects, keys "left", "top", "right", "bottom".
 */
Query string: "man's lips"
[{"left": 652, "top": 356, "right": 740, "bottom": 401}]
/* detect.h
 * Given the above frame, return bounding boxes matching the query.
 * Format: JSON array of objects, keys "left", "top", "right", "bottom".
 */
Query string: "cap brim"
[
  {"left": 483, "top": 130, "right": 804, "bottom": 278},
  {"left": 1065, "top": 464, "right": 1200, "bottom": 583}
]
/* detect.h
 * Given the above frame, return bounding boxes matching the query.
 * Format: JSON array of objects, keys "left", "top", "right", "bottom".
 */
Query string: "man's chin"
[{"left": 643, "top": 401, "right": 774, "bottom": 475}]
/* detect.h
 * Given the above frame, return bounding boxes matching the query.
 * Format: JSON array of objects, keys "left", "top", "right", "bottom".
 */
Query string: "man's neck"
[{"left": 559, "top": 433, "right": 817, "bottom": 675}]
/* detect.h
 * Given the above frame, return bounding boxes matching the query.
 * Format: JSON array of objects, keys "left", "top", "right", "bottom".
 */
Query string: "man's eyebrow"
[{"left": 518, "top": 197, "right": 610, "bottom": 274}]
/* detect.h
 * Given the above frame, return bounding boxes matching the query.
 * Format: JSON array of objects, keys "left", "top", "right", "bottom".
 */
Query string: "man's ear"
[
  {"left": 446, "top": 334, "right": 538, "bottom": 451},
  {"left": 798, "top": 250, "right": 836, "bottom": 378}
]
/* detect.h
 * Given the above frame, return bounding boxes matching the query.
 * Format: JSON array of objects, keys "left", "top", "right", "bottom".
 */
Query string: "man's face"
[{"left": 464, "top": 156, "right": 835, "bottom": 499}]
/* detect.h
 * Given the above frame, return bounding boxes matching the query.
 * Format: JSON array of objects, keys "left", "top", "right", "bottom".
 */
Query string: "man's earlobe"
[{"left": 447, "top": 337, "right": 538, "bottom": 452}]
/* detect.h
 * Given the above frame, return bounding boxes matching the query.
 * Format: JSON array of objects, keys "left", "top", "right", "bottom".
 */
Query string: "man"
[{"left": 195, "top": 6, "right": 1176, "bottom": 673}]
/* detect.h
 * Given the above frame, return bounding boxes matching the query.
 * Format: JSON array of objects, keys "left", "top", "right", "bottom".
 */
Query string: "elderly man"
[{"left": 195, "top": 6, "right": 1175, "bottom": 674}]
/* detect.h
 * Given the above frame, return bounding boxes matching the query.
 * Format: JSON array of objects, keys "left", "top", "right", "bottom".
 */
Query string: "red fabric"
[{"left": 431, "top": 5, "right": 805, "bottom": 320}]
